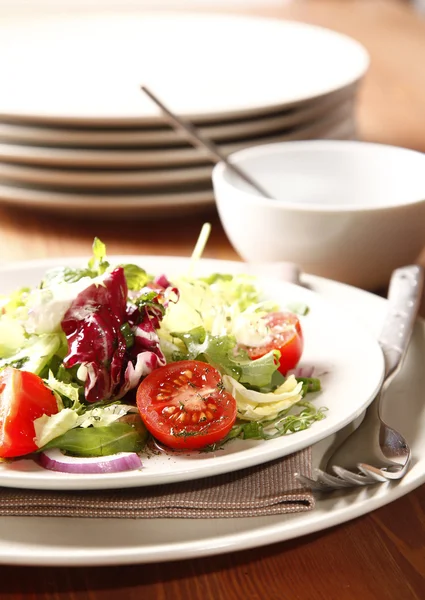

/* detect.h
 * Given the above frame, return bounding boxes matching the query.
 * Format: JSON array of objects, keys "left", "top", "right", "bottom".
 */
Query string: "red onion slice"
[{"left": 39, "top": 448, "right": 143, "bottom": 474}]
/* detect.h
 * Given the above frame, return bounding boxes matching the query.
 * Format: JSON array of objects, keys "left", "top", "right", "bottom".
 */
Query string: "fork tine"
[
  {"left": 357, "top": 463, "right": 396, "bottom": 482},
  {"left": 296, "top": 464, "right": 384, "bottom": 492},
  {"left": 314, "top": 468, "right": 354, "bottom": 489},
  {"left": 295, "top": 472, "right": 336, "bottom": 492},
  {"left": 332, "top": 466, "right": 375, "bottom": 486}
]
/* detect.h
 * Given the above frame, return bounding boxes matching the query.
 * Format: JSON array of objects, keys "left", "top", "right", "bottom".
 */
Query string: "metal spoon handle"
[{"left": 141, "top": 85, "right": 273, "bottom": 199}]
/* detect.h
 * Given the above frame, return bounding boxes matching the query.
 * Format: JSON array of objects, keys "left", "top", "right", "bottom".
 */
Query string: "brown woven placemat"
[{"left": 0, "top": 448, "right": 314, "bottom": 518}]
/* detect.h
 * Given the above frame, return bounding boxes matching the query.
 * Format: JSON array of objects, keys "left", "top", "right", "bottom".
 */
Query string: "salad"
[{"left": 0, "top": 237, "right": 325, "bottom": 475}]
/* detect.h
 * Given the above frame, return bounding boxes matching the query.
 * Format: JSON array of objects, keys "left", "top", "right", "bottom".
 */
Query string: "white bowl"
[{"left": 212, "top": 140, "right": 425, "bottom": 289}]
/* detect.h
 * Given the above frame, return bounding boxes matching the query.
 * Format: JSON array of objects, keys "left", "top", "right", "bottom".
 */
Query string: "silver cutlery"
[
  {"left": 297, "top": 264, "right": 424, "bottom": 491},
  {"left": 140, "top": 85, "right": 274, "bottom": 199}
]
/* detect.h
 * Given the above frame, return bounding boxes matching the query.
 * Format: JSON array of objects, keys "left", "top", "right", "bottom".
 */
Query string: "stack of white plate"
[{"left": 0, "top": 12, "right": 369, "bottom": 219}]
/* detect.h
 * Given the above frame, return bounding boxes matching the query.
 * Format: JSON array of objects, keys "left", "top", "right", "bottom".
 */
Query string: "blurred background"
[{"left": 0, "top": 0, "right": 424, "bottom": 289}]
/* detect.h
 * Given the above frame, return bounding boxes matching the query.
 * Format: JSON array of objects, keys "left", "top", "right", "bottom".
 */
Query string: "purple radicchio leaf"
[
  {"left": 61, "top": 267, "right": 168, "bottom": 403},
  {"left": 154, "top": 273, "right": 171, "bottom": 288},
  {"left": 119, "top": 316, "right": 167, "bottom": 397}
]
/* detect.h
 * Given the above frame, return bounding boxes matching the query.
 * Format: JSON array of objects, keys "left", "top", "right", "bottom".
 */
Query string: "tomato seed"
[
  {"left": 207, "top": 403, "right": 217, "bottom": 411},
  {"left": 161, "top": 384, "right": 175, "bottom": 392},
  {"left": 183, "top": 370, "right": 193, "bottom": 379}
]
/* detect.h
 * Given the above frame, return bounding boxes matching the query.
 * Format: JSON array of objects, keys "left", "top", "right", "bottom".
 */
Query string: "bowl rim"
[{"left": 212, "top": 140, "right": 425, "bottom": 213}]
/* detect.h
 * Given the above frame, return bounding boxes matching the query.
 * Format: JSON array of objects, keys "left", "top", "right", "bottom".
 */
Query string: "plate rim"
[
  {"left": 0, "top": 111, "right": 355, "bottom": 168},
  {"left": 0, "top": 93, "right": 356, "bottom": 148}
]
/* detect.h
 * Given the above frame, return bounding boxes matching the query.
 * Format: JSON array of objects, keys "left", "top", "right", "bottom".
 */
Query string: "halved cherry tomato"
[
  {"left": 0, "top": 367, "right": 58, "bottom": 458},
  {"left": 244, "top": 311, "right": 304, "bottom": 375},
  {"left": 136, "top": 360, "right": 237, "bottom": 450}
]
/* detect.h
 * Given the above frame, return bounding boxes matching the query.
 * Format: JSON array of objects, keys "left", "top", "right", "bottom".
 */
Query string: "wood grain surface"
[{"left": 1, "top": 1, "right": 425, "bottom": 598}]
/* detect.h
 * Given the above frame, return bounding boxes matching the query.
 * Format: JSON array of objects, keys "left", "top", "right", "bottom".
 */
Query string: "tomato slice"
[
  {"left": 136, "top": 360, "right": 237, "bottom": 450},
  {"left": 0, "top": 367, "right": 59, "bottom": 458},
  {"left": 244, "top": 311, "right": 304, "bottom": 375}
]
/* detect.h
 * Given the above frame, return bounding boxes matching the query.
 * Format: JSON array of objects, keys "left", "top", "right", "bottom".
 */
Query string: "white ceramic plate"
[
  {"left": 0, "top": 118, "right": 356, "bottom": 193},
  {"left": 0, "top": 109, "right": 355, "bottom": 169},
  {"left": 0, "top": 186, "right": 215, "bottom": 218},
  {"left": 0, "top": 121, "right": 356, "bottom": 220},
  {"left": 0, "top": 13, "right": 368, "bottom": 125},
  {"left": 0, "top": 264, "right": 424, "bottom": 566},
  {"left": 0, "top": 117, "right": 355, "bottom": 220},
  {"left": 0, "top": 117, "right": 357, "bottom": 197},
  {"left": 0, "top": 256, "right": 384, "bottom": 491},
  {"left": 0, "top": 163, "right": 213, "bottom": 191},
  {"left": 0, "top": 91, "right": 356, "bottom": 148}
]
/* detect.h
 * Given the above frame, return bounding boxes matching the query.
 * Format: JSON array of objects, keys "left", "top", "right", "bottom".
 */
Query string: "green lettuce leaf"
[
  {"left": 88, "top": 237, "right": 110, "bottom": 275},
  {"left": 198, "top": 273, "right": 261, "bottom": 311},
  {"left": 33, "top": 403, "right": 140, "bottom": 448},
  {"left": 34, "top": 409, "right": 79, "bottom": 448},
  {"left": 0, "top": 316, "right": 27, "bottom": 358},
  {"left": 0, "top": 333, "right": 63, "bottom": 375},
  {"left": 44, "top": 371, "right": 83, "bottom": 410},
  {"left": 42, "top": 266, "right": 96, "bottom": 286},
  {"left": 160, "top": 274, "right": 267, "bottom": 338},
  {"left": 121, "top": 264, "right": 151, "bottom": 291},
  {"left": 42, "top": 237, "right": 110, "bottom": 287},
  {"left": 41, "top": 422, "right": 148, "bottom": 457},
  {"left": 171, "top": 326, "right": 279, "bottom": 389},
  {"left": 0, "top": 287, "right": 30, "bottom": 316}
]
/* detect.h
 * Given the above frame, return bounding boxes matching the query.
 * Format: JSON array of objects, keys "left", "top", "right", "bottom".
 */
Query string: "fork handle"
[{"left": 379, "top": 265, "right": 424, "bottom": 380}]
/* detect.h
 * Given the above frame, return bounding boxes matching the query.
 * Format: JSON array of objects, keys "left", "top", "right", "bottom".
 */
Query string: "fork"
[{"left": 297, "top": 264, "right": 424, "bottom": 492}]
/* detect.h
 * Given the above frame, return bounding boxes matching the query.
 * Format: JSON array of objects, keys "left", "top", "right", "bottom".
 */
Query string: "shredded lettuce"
[
  {"left": 170, "top": 326, "right": 280, "bottom": 389},
  {"left": 76, "top": 404, "right": 139, "bottom": 428},
  {"left": 0, "top": 334, "right": 63, "bottom": 376},
  {"left": 223, "top": 374, "right": 303, "bottom": 421},
  {"left": 203, "top": 401, "right": 328, "bottom": 450},
  {"left": 45, "top": 370, "right": 82, "bottom": 410},
  {"left": 159, "top": 274, "right": 267, "bottom": 339},
  {"left": 33, "top": 403, "right": 139, "bottom": 448},
  {"left": 199, "top": 273, "right": 261, "bottom": 311},
  {"left": 0, "top": 316, "right": 27, "bottom": 357},
  {"left": 0, "top": 287, "right": 30, "bottom": 315},
  {"left": 34, "top": 409, "right": 79, "bottom": 448}
]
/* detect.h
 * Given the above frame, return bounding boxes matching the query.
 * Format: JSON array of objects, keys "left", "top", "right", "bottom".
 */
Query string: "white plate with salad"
[
  {"left": 1, "top": 269, "right": 424, "bottom": 568},
  {"left": 0, "top": 242, "right": 384, "bottom": 490}
]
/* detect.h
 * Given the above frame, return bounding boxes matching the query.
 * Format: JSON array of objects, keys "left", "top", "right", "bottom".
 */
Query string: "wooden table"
[{"left": 1, "top": 1, "right": 425, "bottom": 598}]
